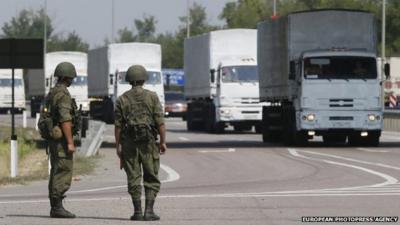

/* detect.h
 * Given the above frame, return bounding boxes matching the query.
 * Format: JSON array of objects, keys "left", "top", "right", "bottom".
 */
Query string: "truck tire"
[
  {"left": 365, "top": 131, "right": 380, "bottom": 147},
  {"left": 102, "top": 98, "right": 114, "bottom": 124},
  {"left": 205, "top": 103, "right": 224, "bottom": 133},
  {"left": 282, "top": 105, "right": 308, "bottom": 146},
  {"left": 262, "top": 106, "right": 281, "bottom": 143},
  {"left": 255, "top": 124, "right": 262, "bottom": 134}
]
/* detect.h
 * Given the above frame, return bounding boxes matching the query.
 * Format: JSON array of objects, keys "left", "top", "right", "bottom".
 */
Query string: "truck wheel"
[
  {"left": 363, "top": 131, "right": 380, "bottom": 147},
  {"left": 103, "top": 99, "right": 114, "bottom": 124},
  {"left": 293, "top": 131, "right": 308, "bottom": 146},
  {"left": 262, "top": 106, "right": 281, "bottom": 143},
  {"left": 255, "top": 124, "right": 262, "bottom": 134}
]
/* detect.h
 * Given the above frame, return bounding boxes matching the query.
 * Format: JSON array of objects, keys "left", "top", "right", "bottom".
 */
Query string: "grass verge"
[{"left": 0, "top": 126, "right": 101, "bottom": 186}]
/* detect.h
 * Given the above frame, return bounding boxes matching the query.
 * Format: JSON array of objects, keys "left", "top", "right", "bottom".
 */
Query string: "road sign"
[
  {"left": 162, "top": 69, "right": 184, "bottom": 86},
  {"left": 0, "top": 38, "right": 44, "bottom": 178}
]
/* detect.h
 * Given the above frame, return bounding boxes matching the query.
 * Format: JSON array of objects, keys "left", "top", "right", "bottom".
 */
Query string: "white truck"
[
  {"left": 258, "top": 9, "right": 386, "bottom": 146},
  {"left": 88, "top": 43, "right": 164, "bottom": 124},
  {"left": 184, "top": 29, "right": 265, "bottom": 133},
  {"left": 0, "top": 69, "right": 25, "bottom": 113},
  {"left": 26, "top": 51, "right": 89, "bottom": 117}
]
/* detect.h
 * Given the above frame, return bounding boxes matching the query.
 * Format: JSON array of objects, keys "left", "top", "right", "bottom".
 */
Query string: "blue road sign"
[{"left": 162, "top": 69, "right": 184, "bottom": 86}]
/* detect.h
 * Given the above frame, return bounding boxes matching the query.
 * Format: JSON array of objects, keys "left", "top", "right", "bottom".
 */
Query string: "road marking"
[
  {"left": 357, "top": 148, "right": 389, "bottom": 153},
  {"left": 288, "top": 148, "right": 398, "bottom": 189},
  {"left": 178, "top": 137, "right": 190, "bottom": 141},
  {"left": 302, "top": 150, "right": 400, "bottom": 171},
  {"left": 160, "top": 164, "right": 180, "bottom": 183},
  {"left": 199, "top": 148, "right": 236, "bottom": 153},
  {"left": 0, "top": 163, "right": 180, "bottom": 197}
]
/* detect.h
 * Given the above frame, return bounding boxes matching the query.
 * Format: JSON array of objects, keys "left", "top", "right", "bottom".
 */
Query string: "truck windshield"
[
  {"left": 119, "top": 71, "right": 162, "bottom": 85},
  {"left": 0, "top": 79, "right": 23, "bottom": 87},
  {"left": 72, "top": 76, "right": 87, "bottom": 86},
  {"left": 304, "top": 56, "right": 377, "bottom": 79},
  {"left": 221, "top": 66, "right": 258, "bottom": 83}
]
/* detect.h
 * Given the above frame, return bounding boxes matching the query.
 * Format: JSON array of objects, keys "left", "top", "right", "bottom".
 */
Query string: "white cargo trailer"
[
  {"left": 88, "top": 43, "right": 164, "bottom": 123},
  {"left": 258, "top": 9, "right": 386, "bottom": 146},
  {"left": 25, "top": 51, "right": 89, "bottom": 117},
  {"left": 184, "top": 29, "right": 266, "bottom": 133},
  {"left": 0, "top": 69, "right": 25, "bottom": 113}
]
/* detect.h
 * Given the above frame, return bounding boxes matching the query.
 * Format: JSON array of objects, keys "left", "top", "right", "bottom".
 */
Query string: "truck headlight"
[
  {"left": 220, "top": 109, "right": 231, "bottom": 115},
  {"left": 303, "top": 114, "right": 315, "bottom": 121},
  {"left": 368, "top": 114, "right": 380, "bottom": 121}
]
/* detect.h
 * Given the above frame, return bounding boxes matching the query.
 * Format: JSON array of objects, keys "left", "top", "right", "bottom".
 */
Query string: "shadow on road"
[{"left": 6, "top": 214, "right": 128, "bottom": 221}]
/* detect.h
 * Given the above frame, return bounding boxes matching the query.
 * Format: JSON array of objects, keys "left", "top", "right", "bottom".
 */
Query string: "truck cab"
[
  {"left": 212, "top": 59, "right": 265, "bottom": 131},
  {"left": 294, "top": 50, "right": 382, "bottom": 145},
  {"left": 0, "top": 70, "right": 26, "bottom": 113}
]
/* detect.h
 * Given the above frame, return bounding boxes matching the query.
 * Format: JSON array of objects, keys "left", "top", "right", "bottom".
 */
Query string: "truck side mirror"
[
  {"left": 109, "top": 74, "right": 114, "bottom": 85},
  {"left": 210, "top": 69, "right": 215, "bottom": 83},
  {"left": 384, "top": 63, "right": 390, "bottom": 79},
  {"left": 289, "top": 61, "right": 296, "bottom": 80}
]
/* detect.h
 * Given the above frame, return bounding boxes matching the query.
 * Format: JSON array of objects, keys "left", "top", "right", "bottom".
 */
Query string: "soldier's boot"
[
  {"left": 50, "top": 198, "right": 76, "bottom": 218},
  {"left": 130, "top": 200, "right": 144, "bottom": 221},
  {"left": 144, "top": 199, "right": 160, "bottom": 221}
]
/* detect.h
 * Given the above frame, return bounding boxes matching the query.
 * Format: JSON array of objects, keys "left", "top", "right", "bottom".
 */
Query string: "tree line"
[{"left": 2, "top": 0, "right": 400, "bottom": 68}]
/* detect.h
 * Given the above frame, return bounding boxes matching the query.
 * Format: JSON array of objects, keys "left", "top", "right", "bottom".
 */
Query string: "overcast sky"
[{"left": 0, "top": 0, "right": 235, "bottom": 48}]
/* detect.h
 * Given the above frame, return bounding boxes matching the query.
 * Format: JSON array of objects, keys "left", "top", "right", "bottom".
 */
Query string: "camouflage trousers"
[
  {"left": 121, "top": 141, "right": 161, "bottom": 201},
  {"left": 48, "top": 139, "right": 73, "bottom": 200}
]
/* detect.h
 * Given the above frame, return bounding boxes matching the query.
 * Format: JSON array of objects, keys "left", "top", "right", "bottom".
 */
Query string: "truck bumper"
[
  {"left": 298, "top": 110, "right": 382, "bottom": 131},
  {"left": 217, "top": 106, "right": 262, "bottom": 122}
]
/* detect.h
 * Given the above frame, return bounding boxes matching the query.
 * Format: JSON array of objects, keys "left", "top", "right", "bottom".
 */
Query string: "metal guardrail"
[
  {"left": 77, "top": 120, "right": 106, "bottom": 157},
  {"left": 383, "top": 110, "right": 400, "bottom": 132}
]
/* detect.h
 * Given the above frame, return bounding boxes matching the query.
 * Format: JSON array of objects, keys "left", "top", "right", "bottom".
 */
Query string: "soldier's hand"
[
  {"left": 160, "top": 143, "right": 167, "bottom": 155},
  {"left": 67, "top": 143, "right": 76, "bottom": 154},
  {"left": 116, "top": 146, "right": 122, "bottom": 158}
]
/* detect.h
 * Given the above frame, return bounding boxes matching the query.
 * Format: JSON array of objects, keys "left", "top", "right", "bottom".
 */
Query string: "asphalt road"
[{"left": 1, "top": 116, "right": 400, "bottom": 224}]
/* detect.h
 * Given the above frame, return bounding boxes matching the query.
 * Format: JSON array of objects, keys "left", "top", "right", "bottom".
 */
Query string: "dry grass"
[{"left": 0, "top": 126, "right": 100, "bottom": 185}]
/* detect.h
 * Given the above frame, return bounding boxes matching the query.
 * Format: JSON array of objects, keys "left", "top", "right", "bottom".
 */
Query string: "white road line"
[
  {"left": 288, "top": 148, "right": 398, "bottom": 189},
  {"left": 303, "top": 150, "right": 400, "bottom": 171},
  {"left": 199, "top": 148, "right": 236, "bottom": 153},
  {"left": 357, "top": 148, "right": 389, "bottom": 153},
  {"left": 0, "top": 163, "right": 180, "bottom": 197},
  {"left": 160, "top": 164, "right": 180, "bottom": 183},
  {"left": 178, "top": 137, "right": 190, "bottom": 141}
]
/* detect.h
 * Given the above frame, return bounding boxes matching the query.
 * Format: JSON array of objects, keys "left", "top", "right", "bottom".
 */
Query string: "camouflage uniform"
[
  {"left": 48, "top": 83, "right": 75, "bottom": 200},
  {"left": 115, "top": 86, "right": 164, "bottom": 201}
]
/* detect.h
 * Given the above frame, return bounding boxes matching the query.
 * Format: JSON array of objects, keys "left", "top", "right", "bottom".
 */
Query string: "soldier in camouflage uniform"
[
  {"left": 114, "top": 65, "right": 167, "bottom": 221},
  {"left": 47, "top": 62, "right": 79, "bottom": 218}
]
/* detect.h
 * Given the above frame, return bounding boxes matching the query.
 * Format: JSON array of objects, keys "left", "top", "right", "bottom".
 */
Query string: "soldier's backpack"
[
  {"left": 121, "top": 92, "right": 156, "bottom": 142},
  {"left": 37, "top": 95, "right": 54, "bottom": 140}
]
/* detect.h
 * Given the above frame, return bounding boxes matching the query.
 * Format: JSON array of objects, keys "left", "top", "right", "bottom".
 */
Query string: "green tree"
[
  {"left": 1, "top": 8, "right": 53, "bottom": 39},
  {"left": 220, "top": 0, "right": 400, "bottom": 55},
  {"left": 48, "top": 31, "right": 89, "bottom": 52},
  {"left": 135, "top": 15, "right": 157, "bottom": 42},
  {"left": 115, "top": 27, "right": 136, "bottom": 43}
]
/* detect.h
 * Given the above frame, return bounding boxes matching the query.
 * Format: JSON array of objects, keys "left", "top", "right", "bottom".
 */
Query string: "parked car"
[{"left": 164, "top": 91, "right": 187, "bottom": 118}]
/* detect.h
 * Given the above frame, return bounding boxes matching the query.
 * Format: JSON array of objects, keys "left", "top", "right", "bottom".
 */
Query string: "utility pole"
[
  {"left": 186, "top": 0, "right": 191, "bottom": 38},
  {"left": 273, "top": 0, "right": 277, "bottom": 16},
  {"left": 381, "top": 0, "right": 386, "bottom": 67},
  {"left": 111, "top": 0, "right": 115, "bottom": 43}
]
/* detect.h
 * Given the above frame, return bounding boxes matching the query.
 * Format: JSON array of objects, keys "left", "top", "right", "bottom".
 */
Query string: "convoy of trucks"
[
  {"left": 88, "top": 43, "right": 164, "bottom": 124},
  {"left": 0, "top": 69, "right": 25, "bottom": 113},
  {"left": 257, "top": 9, "right": 385, "bottom": 146},
  {"left": 2, "top": 9, "right": 391, "bottom": 147},
  {"left": 25, "top": 51, "right": 89, "bottom": 117},
  {"left": 184, "top": 29, "right": 265, "bottom": 133}
]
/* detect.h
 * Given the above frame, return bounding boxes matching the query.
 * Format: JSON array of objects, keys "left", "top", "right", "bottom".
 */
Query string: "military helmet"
[
  {"left": 125, "top": 65, "right": 148, "bottom": 82},
  {"left": 54, "top": 62, "right": 77, "bottom": 78}
]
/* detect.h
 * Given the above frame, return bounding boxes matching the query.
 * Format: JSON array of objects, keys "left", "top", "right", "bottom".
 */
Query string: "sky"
[{"left": 0, "top": 0, "right": 236, "bottom": 48}]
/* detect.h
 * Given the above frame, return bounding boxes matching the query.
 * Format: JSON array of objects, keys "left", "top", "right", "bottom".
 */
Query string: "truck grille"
[
  {"left": 240, "top": 98, "right": 259, "bottom": 104},
  {"left": 329, "top": 116, "right": 354, "bottom": 121},
  {"left": 242, "top": 111, "right": 259, "bottom": 114},
  {"left": 329, "top": 99, "right": 353, "bottom": 108}
]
